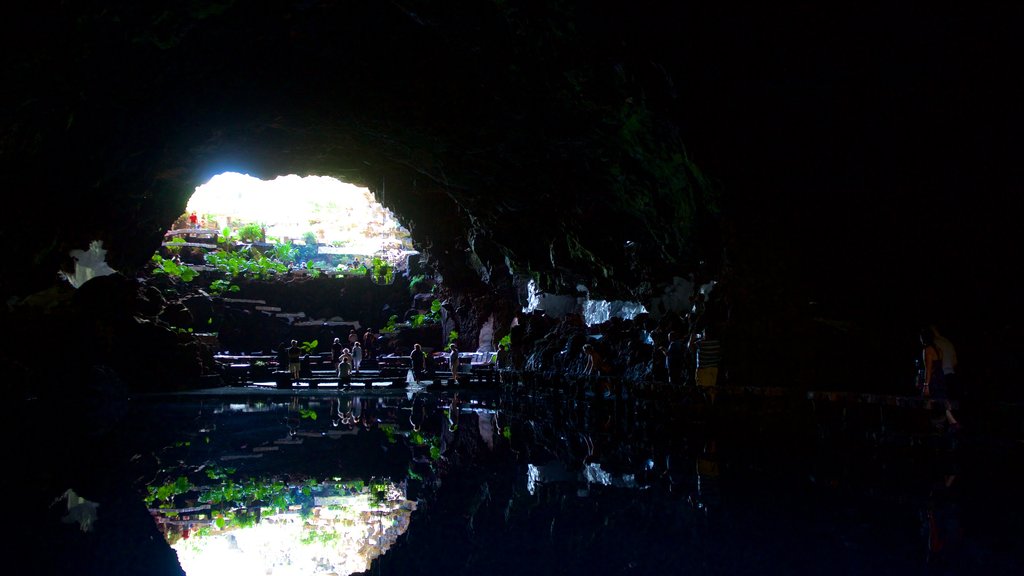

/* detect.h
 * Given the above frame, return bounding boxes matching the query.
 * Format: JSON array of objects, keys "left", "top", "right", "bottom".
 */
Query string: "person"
[
  {"left": 188, "top": 211, "right": 198, "bottom": 228},
  {"left": 287, "top": 340, "right": 302, "bottom": 383},
  {"left": 409, "top": 343, "right": 426, "bottom": 383},
  {"left": 694, "top": 324, "right": 722, "bottom": 403},
  {"left": 276, "top": 341, "right": 290, "bottom": 373},
  {"left": 351, "top": 341, "right": 363, "bottom": 373},
  {"left": 331, "top": 337, "right": 344, "bottom": 369},
  {"left": 919, "top": 327, "right": 960, "bottom": 431},
  {"left": 363, "top": 329, "right": 376, "bottom": 361},
  {"left": 348, "top": 329, "right": 359, "bottom": 347},
  {"left": 582, "top": 343, "right": 612, "bottom": 397},
  {"left": 930, "top": 324, "right": 960, "bottom": 399},
  {"left": 337, "top": 353, "right": 352, "bottom": 388},
  {"left": 448, "top": 344, "right": 460, "bottom": 385},
  {"left": 665, "top": 331, "right": 687, "bottom": 386},
  {"left": 495, "top": 343, "right": 511, "bottom": 384}
]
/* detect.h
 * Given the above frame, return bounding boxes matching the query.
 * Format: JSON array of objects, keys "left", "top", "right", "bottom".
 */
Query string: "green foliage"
[
  {"left": 380, "top": 424, "right": 397, "bottom": 444},
  {"left": 204, "top": 248, "right": 288, "bottom": 280},
  {"left": 218, "top": 226, "right": 238, "bottom": 246},
  {"left": 271, "top": 241, "right": 298, "bottom": 263},
  {"left": 408, "top": 430, "right": 426, "bottom": 446},
  {"left": 165, "top": 237, "right": 187, "bottom": 253},
  {"left": 371, "top": 256, "right": 394, "bottom": 284},
  {"left": 499, "top": 333, "right": 512, "bottom": 348},
  {"left": 151, "top": 254, "right": 197, "bottom": 281},
  {"left": 503, "top": 426, "right": 512, "bottom": 440},
  {"left": 305, "top": 260, "right": 321, "bottom": 278},
  {"left": 208, "top": 279, "right": 239, "bottom": 295},
  {"left": 237, "top": 223, "right": 264, "bottom": 243},
  {"left": 145, "top": 475, "right": 193, "bottom": 507},
  {"left": 379, "top": 314, "right": 400, "bottom": 334},
  {"left": 408, "top": 274, "right": 426, "bottom": 294},
  {"left": 407, "top": 467, "right": 423, "bottom": 481},
  {"left": 300, "top": 340, "right": 318, "bottom": 354},
  {"left": 299, "top": 408, "right": 318, "bottom": 420},
  {"left": 410, "top": 298, "right": 443, "bottom": 328},
  {"left": 448, "top": 330, "right": 459, "bottom": 346}
]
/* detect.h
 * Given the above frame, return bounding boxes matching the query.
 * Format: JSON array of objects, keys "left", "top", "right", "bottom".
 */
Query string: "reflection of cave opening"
[{"left": 157, "top": 478, "right": 415, "bottom": 576}]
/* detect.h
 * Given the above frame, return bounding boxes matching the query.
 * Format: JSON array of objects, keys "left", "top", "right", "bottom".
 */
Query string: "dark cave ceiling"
[{"left": 3, "top": 1, "right": 1022, "bottom": 324}]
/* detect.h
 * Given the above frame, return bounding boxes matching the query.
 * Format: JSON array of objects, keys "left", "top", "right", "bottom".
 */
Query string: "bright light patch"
[
  {"left": 164, "top": 482, "right": 415, "bottom": 576},
  {"left": 186, "top": 172, "right": 412, "bottom": 256}
]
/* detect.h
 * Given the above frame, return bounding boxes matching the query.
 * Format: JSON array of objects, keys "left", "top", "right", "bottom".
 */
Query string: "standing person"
[
  {"left": 348, "top": 329, "right": 359, "bottom": 348},
  {"left": 409, "top": 343, "right": 426, "bottom": 383},
  {"left": 448, "top": 344, "right": 460, "bottom": 385},
  {"left": 287, "top": 340, "right": 302, "bottom": 383},
  {"left": 363, "top": 329, "right": 376, "bottom": 361},
  {"left": 276, "top": 341, "right": 290, "bottom": 373},
  {"left": 694, "top": 324, "right": 722, "bottom": 403},
  {"left": 188, "top": 211, "right": 198, "bottom": 228},
  {"left": 920, "top": 327, "right": 960, "bottom": 431},
  {"left": 331, "top": 337, "right": 344, "bottom": 369},
  {"left": 930, "top": 325, "right": 960, "bottom": 399},
  {"left": 351, "top": 341, "right": 363, "bottom": 373},
  {"left": 665, "top": 331, "right": 687, "bottom": 386},
  {"left": 495, "top": 343, "right": 511, "bottom": 385},
  {"left": 337, "top": 353, "right": 352, "bottom": 388}
]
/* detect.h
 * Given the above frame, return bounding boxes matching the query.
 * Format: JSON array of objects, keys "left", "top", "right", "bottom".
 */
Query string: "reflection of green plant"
[
  {"left": 299, "top": 408, "right": 317, "bottom": 420},
  {"left": 145, "top": 476, "right": 193, "bottom": 507},
  {"left": 380, "top": 424, "right": 397, "bottom": 444},
  {"left": 408, "top": 430, "right": 426, "bottom": 445}
]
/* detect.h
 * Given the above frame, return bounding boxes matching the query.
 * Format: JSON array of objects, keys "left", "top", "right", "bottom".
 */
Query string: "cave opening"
[{"left": 180, "top": 171, "right": 416, "bottom": 271}]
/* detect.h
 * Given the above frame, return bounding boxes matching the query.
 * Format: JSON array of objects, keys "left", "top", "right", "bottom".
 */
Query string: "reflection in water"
[
  {"left": 153, "top": 480, "right": 414, "bottom": 576},
  {"left": 123, "top": 386, "right": 1024, "bottom": 576},
  {"left": 132, "top": 393, "right": 457, "bottom": 575}
]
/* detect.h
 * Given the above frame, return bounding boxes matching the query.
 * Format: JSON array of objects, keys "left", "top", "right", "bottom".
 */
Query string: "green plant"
[
  {"left": 218, "top": 226, "right": 238, "bottom": 247},
  {"left": 410, "top": 299, "right": 442, "bottom": 328},
  {"left": 371, "top": 256, "right": 393, "bottom": 284},
  {"left": 499, "top": 333, "right": 512, "bottom": 348},
  {"left": 305, "top": 260, "right": 321, "bottom": 278},
  {"left": 300, "top": 340, "right": 318, "bottom": 354},
  {"left": 379, "top": 314, "right": 400, "bottom": 334},
  {"left": 151, "top": 254, "right": 197, "bottom": 281},
  {"left": 209, "top": 279, "right": 239, "bottom": 295},
  {"left": 165, "top": 236, "right": 187, "bottom": 253},
  {"left": 448, "top": 330, "right": 459, "bottom": 346},
  {"left": 408, "top": 274, "right": 426, "bottom": 294},
  {"left": 237, "top": 222, "right": 264, "bottom": 243}
]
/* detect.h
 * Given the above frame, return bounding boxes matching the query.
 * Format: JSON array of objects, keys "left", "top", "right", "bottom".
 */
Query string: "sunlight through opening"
[{"left": 182, "top": 172, "right": 414, "bottom": 261}]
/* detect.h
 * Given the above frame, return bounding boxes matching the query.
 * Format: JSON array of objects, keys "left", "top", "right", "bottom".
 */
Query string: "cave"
[{"left": 4, "top": 3, "right": 1024, "bottom": 575}]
